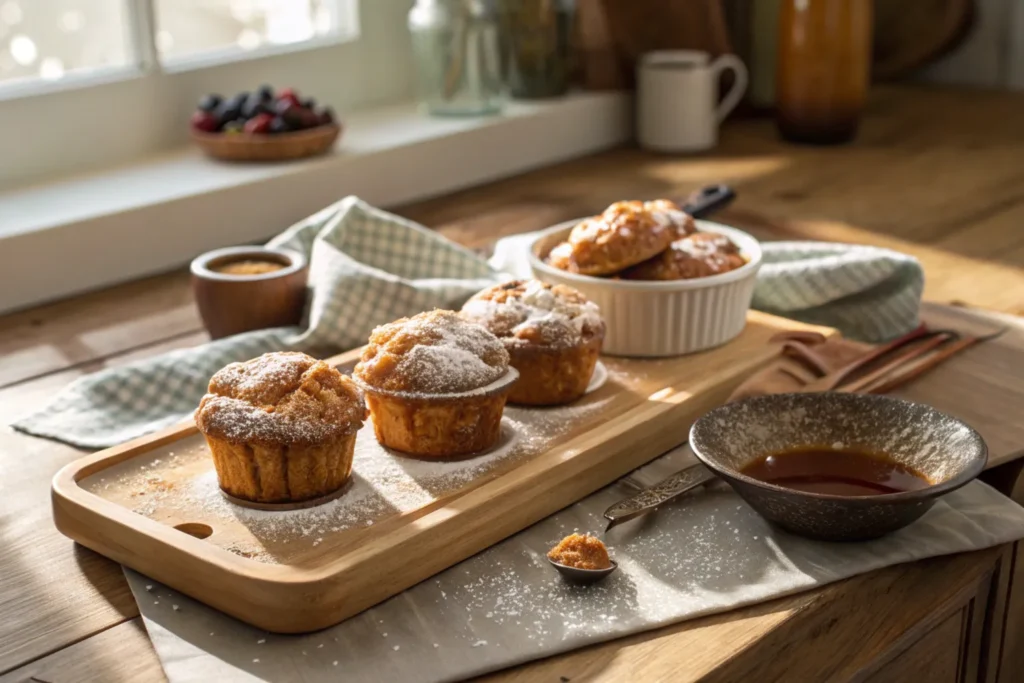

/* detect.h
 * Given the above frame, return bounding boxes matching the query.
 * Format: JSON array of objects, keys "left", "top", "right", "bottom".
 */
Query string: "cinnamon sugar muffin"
[
  {"left": 353, "top": 310, "right": 517, "bottom": 459},
  {"left": 621, "top": 231, "right": 747, "bottom": 281},
  {"left": 461, "top": 280, "right": 605, "bottom": 405},
  {"left": 195, "top": 352, "right": 367, "bottom": 504},
  {"left": 547, "top": 200, "right": 695, "bottom": 276}
]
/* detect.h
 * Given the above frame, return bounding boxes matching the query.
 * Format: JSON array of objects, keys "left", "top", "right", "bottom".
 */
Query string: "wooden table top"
[{"left": 3, "top": 84, "right": 1024, "bottom": 682}]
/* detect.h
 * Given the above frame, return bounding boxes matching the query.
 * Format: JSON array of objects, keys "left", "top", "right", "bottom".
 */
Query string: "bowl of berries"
[{"left": 190, "top": 85, "right": 340, "bottom": 162}]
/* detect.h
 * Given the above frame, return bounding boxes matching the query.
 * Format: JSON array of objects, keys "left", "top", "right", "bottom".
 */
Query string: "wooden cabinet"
[
  {"left": 861, "top": 542, "right": 1015, "bottom": 683},
  {"left": 865, "top": 613, "right": 963, "bottom": 683}
]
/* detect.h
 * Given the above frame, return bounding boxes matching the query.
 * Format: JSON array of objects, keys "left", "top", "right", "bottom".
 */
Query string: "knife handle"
[
  {"left": 604, "top": 462, "right": 717, "bottom": 532},
  {"left": 682, "top": 184, "right": 736, "bottom": 219}
]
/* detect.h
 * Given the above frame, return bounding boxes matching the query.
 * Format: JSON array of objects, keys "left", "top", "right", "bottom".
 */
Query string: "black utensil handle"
[{"left": 682, "top": 184, "right": 736, "bottom": 219}]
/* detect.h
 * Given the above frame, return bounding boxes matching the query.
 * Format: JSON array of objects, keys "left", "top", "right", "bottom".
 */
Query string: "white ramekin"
[{"left": 528, "top": 219, "right": 762, "bottom": 357}]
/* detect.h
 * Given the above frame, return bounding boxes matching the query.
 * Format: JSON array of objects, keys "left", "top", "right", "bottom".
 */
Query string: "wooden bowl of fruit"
[{"left": 190, "top": 86, "right": 341, "bottom": 162}]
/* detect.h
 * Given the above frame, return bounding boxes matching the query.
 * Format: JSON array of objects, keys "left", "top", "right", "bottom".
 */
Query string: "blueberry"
[
  {"left": 258, "top": 85, "right": 274, "bottom": 101},
  {"left": 268, "top": 116, "right": 292, "bottom": 134},
  {"left": 240, "top": 93, "right": 269, "bottom": 120},
  {"left": 222, "top": 93, "right": 246, "bottom": 114},
  {"left": 198, "top": 94, "right": 221, "bottom": 112},
  {"left": 302, "top": 97, "right": 316, "bottom": 110},
  {"left": 214, "top": 100, "right": 241, "bottom": 126}
]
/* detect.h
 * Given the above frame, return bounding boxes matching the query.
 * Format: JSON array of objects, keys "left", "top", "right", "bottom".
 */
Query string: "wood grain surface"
[
  {"left": 52, "top": 313, "right": 824, "bottom": 633},
  {"left": 3, "top": 85, "right": 1024, "bottom": 681}
]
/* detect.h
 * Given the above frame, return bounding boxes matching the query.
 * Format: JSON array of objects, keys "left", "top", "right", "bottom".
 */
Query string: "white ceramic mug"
[{"left": 637, "top": 50, "right": 749, "bottom": 153}]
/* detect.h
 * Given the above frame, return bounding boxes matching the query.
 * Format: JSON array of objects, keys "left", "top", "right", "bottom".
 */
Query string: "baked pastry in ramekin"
[
  {"left": 195, "top": 351, "right": 367, "bottom": 503},
  {"left": 547, "top": 200, "right": 692, "bottom": 276},
  {"left": 621, "top": 232, "right": 746, "bottom": 281},
  {"left": 460, "top": 280, "right": 605, "bottom": 406},
  {"left": 530, "top": 218, "right": 762, "bottom": 357},
  {"left": 353, "top": 310, "right": 517, "bottom": 459}
]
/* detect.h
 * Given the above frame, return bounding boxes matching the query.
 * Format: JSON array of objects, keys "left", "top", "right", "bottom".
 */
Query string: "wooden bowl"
[
  {"left": 689, "top": 393, "right": 987, "bottom": 541},
  {"left": 190, "top": 246, "right": 309, "bottom": 339},
  {"left": 191, "top": 123, "right": 341, "bottom": 162}
]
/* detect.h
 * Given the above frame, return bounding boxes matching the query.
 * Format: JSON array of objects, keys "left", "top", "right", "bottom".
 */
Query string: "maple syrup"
[{"left": 741, "top": 447, "right": 930, "bottom": 496}]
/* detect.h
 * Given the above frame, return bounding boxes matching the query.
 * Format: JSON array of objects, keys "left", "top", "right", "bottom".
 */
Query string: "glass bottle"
[
  {"left": 775, "top": 0, "right": 872, "bottom": 144},
  {"left": 497, "top": 0, "right": 574, "bottom": 99},
  {"left": 409, "top": 0, "right": 505, "bottom": 116}
]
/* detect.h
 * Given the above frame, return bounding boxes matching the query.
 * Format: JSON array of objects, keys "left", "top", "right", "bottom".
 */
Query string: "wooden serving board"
[{"left": 51, "top": 311, "right": 828, "bottom": 633}]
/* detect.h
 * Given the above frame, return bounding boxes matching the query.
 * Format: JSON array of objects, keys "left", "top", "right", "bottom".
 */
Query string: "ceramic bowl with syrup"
[{"left": 689, "top": 392, "right": 987, "bottom": 541}]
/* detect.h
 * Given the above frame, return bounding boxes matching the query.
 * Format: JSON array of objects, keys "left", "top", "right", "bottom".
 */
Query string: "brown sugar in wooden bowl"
[
  {"left": 191, "top": 246, "right": 309, "bottom": 339},
  {"left": 191, "top": 123, "right": 341, "bottom": 162}
]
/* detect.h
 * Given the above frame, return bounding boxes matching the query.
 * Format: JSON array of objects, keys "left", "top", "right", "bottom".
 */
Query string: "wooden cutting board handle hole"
[{"left": 174, "top": 523, "right": 214, "bottom": 539}]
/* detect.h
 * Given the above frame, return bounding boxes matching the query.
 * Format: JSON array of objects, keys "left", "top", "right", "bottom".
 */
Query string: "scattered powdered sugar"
[
  {"left": 675, "top": 232, "right": 732, "bottom": 257},
  {"left": 85, "top": 376, "right": 617, "bottom": 564},
  {"left": 644, "top": 199, "right": 694, "bottom": 237},
  {"left": 210, "top": 352, "right": 310, "bottom": 399},
  {"left": 445, "top": 551, "right": 631, "bottom": 643},
  {"left": 394, "top": 343, "right": 503, "bottom": 394}
]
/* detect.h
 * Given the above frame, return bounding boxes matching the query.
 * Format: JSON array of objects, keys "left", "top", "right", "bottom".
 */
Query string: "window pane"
[
  {"left": 154, "top": 0, "right": 340, "bottom": 62},
  {"left": 0, "top": 0, "right": 131, "bottom": 87}
]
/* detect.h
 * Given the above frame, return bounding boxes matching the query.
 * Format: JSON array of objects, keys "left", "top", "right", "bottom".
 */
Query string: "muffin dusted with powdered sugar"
[
  {"left": 355, "top": 310, "right": 509, "bottom": 395},
  {"left": 196, "top": 351, "right": 367, "bottom": 504},
  {"left": 354, "top": 310, "right": 517, "bottom": 459},
  {"left": 460, "top": 279, "right": 604, "bottom": 349},
  {"left": 461, "top": 280, "right": 605, "bottom": 406}
]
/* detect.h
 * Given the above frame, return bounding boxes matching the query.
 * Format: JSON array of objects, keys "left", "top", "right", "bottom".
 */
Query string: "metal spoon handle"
[{"left": 604, "top": 460, "right": 716, "bottom": 532}]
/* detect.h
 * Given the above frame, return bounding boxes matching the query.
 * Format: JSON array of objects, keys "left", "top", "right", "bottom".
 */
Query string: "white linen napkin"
[{"left": 123, "top": 441, "right": 1024, "bottom": 683}]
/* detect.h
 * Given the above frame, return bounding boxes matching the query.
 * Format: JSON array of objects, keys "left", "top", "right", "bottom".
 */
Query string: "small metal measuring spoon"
[{"left": 547, "top": 557, "right": 619, "bottom": 585}]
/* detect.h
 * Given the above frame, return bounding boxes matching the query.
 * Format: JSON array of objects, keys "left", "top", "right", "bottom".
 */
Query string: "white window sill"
[{"left": 0, "top": 91, "right": 630, "bottom": 314}]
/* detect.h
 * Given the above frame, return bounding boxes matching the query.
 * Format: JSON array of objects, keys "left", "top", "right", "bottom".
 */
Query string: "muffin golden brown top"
[
  {"left": 195, "top": 352, "right": 367, "bottom": 446},
  {"left": 546, "top": 200, "right": 694, "bottom": 276},
  {"left": 621, "top": 232, "right": 747, "bottom": 281},
  {"left": 460, "top": 280, "right": 605, "bottom": 349},
  {"left": 354, "top": 310, "right": 510, "bottom": 395}
]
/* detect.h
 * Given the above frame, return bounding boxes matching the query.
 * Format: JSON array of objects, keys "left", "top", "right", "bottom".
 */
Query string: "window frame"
[{"left": 0, "top": 0, "right": 368, "bottom": 190}]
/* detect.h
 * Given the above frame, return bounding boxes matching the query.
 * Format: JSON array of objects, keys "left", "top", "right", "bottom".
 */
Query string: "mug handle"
[{"left": 711, "top": 54, "right": 749, "bottom": 123}]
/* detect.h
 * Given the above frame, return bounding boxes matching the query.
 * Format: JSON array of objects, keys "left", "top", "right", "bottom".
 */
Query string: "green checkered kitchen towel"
[{"left": 12, "top": 196, "right": 923, "bottom": 449}]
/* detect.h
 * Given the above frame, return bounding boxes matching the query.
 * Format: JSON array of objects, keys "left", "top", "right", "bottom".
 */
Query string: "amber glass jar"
[{"left": 775, "top": 0, "right": 872, "bottom": 144}]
